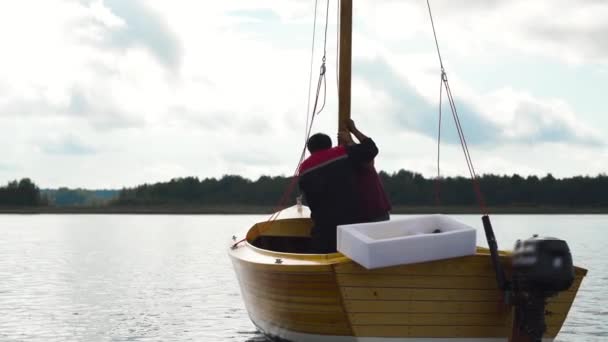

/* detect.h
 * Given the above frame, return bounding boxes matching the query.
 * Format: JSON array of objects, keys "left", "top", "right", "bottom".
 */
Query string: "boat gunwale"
[
  {"left": 233, "top": 217, "right": 588, "bottom": 276},
  {"left": 245, "top": 239, "right": 349, "bottom": 263}
]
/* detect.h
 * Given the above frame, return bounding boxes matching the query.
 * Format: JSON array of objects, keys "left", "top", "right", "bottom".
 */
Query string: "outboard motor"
[{"left": 511, "top": 235, "right": 575, "bottom": 341}]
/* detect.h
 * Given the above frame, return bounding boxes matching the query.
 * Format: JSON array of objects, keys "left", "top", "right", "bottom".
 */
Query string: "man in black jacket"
[{"left": 298, "top": 121, "right": 379, "bottom": 253}]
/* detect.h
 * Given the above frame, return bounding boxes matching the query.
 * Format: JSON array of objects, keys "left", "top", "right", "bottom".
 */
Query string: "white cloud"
[
  {"left": 39, "top": 134, "right": 97, "bottom": 155},
  {"left": 0, "top": 0, "right": 605, "bottom": 188}
]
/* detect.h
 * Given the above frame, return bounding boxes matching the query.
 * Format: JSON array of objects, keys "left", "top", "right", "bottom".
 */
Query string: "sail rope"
[
  {"left": 232, "top": 0, "right": 332, "bottom": 247},
  {"left": 434, "top": 73, "right": 443, "bottom": 206},
  {"left": 426, "top": 0, "right": 488, "bottom": 215},
  {"left": 428, "top": 2, "right": 510, "bottom": 305},
  {"left": 336, "top": 0, "right": 340, "bottom": 93},
  {"left": 303, "top": 0, "right": 319, "bottom": 145},
  {"left": 267, "top": 0, "right": 330, "bottom": 222}
]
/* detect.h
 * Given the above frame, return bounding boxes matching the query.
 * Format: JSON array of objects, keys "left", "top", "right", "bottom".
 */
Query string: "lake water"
[{"left": 0, "top": 214, "right": 606, "bottom": 341}]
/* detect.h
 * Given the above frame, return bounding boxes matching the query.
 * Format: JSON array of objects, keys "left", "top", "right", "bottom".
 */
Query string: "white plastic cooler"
[{"left": 337, "top": 214, "right": 477, "bottom": 269}]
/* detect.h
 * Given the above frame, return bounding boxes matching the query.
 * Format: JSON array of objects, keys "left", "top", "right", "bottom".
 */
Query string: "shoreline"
[{"left": 0, "top": 205, "right": 607, "bottom": 215}]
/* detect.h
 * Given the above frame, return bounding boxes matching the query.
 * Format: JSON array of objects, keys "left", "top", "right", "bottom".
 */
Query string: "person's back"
[
  {"left": 354, "top": 163, "right": 391, "bottom": 222},
  {"left": 341, "top": 120, "right": 391, "bottom": 222},
  {"left": 299, "top": 146, "right": 360, "bottom": 248},
  {"left": 298, "top": 132, "right": 378, "bottom": 253}
]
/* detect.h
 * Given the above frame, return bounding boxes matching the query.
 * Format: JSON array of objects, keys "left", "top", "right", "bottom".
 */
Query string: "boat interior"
[{"left": 247, "top": 218, "right": 314, "bottom": 254}]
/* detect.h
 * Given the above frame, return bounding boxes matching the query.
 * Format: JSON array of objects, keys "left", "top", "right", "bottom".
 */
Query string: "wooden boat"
[
  {"left": 229, "top": 1, "right": 588, "bottom": 341},
  {"left": 229, "top": 205, "right": 587, "bottom": 342}
]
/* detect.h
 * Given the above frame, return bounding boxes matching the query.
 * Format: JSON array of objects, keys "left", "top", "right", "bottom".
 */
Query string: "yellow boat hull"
[{"left": 228, "top": 210, "right": 587, "bottom": 341}]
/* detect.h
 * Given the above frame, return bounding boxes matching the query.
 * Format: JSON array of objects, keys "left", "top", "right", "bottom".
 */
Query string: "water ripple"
[{"left": 0, "top": 214, "right": 606, "bottom": 341}]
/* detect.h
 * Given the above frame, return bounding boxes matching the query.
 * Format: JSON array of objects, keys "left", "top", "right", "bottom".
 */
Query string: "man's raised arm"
[{"left": 345, "top": 119, "right": 378, "bottom": 164}]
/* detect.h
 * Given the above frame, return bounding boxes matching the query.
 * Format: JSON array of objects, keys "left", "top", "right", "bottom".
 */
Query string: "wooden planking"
[
  {"left": 232, "top": 257, "right": 344, "bottom": 301},
  {"left": 232, "top": 258, "right": 336, "bottom": 273},
  {"left": 252, "top": 313, "right": 352, "bottom": 335},
  {"left": 250, "top": 218, "right": 312, "bottom": 238},
  {"left": 240, "top": 285, "right": 343, "bottom": 306},
  {"left": 550, "top": 276, "right": 584, "bottom": 303},
  {"left": 350, "top": 312, "right": 509, "bottom": 326},
  {"left": 352, "top": 325, "right": 509, "bottom": 338},
  {"left": 342, "top": 287, "right": 505, "bottom": 302},
  {"left": 334, "top": 257, "right": 511, "bottom": 277},
  {"left": 335, "top": 256, "right": 587, "bottom": 277},
  {"left": 341, "top": 286, "right": 579, "bottom": 303},
  {"left": 338, "top": 273, "right": 583, "bottom": 339},
  {"left": 252, "top": 307, "right": 350, "bottom": 326},
  {"left": 240, "top": 293, "right": 351, "bottom": 335},
  {"left": 244, "top": 295, "right": 345, "bottom": 313},
  {"left": 336, "top": 268, "right": 583, "bottom": 294},
  {"left": 351, "top": 324, "right": 561, "bottom": 338},
  {"left": 242, "top": 283, "right": 342, "bottom": 299},
  {"left": 238, "top": 270, "right": 338, "bottom": 283},
  {"left": 236, "top": 270, "right": 338, "bottom": 289},
  {"left": 231, "top": 227, "right": 587, "bottom": 340},
  {"left": 344, "top": 299, "right": 572, "bottom": 314},
  {"left": 233, "top": 256, "right": 353, "bottom": 336},
  {"left": 245, "top": 291, "right": 342, "bottom": 305},
  {"left": 240, "top": 276, "right": 339, "bottom": 291},
  {"left": 241, "top": 287, "right": 350, "bottom": 331},
  {"left": 346, "top": 300, "right": 509, "bottom": 314},
  {"left": 574, "top": 265, "right": 588, "bottom": 277},
  {"left": 235, "top": 263, "right": 339, "bottom": 296},
  {"left": 239, "top": 273, "right": 342, "bottom": 298},
  {"left": 544, "top": 275, "right": 585, "bottom": 336},
  {"left": 349, "top": 312, "right": 566, "bottom": 327},
  {"left": 337, "top": 273, "right": 498, "bottom": 289}
]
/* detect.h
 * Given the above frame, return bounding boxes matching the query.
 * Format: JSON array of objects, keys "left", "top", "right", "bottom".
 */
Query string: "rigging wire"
[
  {"left": 427, "top": 2, "right": 506, "bottom": 300},
  {"left": 268, "top": 0, "right": 330, "bottom": 224},
  {"left": 304, "top": 0, "right": 330, "bottom": 142},
  {"left": 311, "top": 0, "right": 331, "bottom": 117},
  {"left": 434, "top": 73, "right": 443, "bottom": 206},
  {"left": 426, "top": 0, "right": 488, "bottom": 214},
  {"left": 232, "top": 0, "right": 333, "bottom": 247},
  {"left": 322, "top": 0, "right": 330, "bottom": 60},
  {"left": 336, "top": 0, "right": 340, "bottom": 94},
  {"left": 303, "top": 0, "right": 319, "bottom": 145},
  {"left": 426, "top": 0, "right": 445, "bottom": 70}
]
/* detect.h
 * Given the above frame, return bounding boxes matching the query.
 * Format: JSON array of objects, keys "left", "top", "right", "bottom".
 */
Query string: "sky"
[{"left": 0, "top": 0, "right": 607, "bottom": 188}]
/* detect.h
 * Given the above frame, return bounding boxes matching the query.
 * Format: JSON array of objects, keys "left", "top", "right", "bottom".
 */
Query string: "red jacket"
[
  {"left": 355, "top": 164, "right": 391, "bottom": 220},
  {"left": 298, "top": 138, "right": 387, "bottom": 239}
]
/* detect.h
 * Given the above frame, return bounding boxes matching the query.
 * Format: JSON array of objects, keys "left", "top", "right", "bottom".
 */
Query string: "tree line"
[
  {"left": 42, "top": 188, "right": 118, "bottom": 206},
  {"left": 0, "top": 180, "right": 118, "bottom": 207},
  {"left": 0, "top": 178, "right": 46, "bottom": 206},
  {"left": 113, "top": 171, "right": 608, "bottom": 208},
  {"left": 2, "top": 172, "right": 607, "bottom": 208}
]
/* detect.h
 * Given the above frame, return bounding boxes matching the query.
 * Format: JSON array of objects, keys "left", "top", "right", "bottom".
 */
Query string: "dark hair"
[{"left": 307, "top": 133, "right": 332, "bottom": 153}]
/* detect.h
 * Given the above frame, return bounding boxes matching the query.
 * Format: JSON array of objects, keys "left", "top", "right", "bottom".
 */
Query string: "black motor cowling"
[
  {"left": 512, "top": 235, "right": 575, "bottom": 293},
  {"left": 511, "top": 235, "right": 575, "bottom": 341}
]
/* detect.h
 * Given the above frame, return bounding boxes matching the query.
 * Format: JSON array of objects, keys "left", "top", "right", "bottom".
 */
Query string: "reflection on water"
[{"left": 0, "top": 214, "right": 606, "bottom": 341}]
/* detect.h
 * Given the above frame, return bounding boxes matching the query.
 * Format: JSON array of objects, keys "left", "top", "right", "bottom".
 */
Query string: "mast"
[{"left": 337, "top": 0, "right": 352, "bottom": 145}]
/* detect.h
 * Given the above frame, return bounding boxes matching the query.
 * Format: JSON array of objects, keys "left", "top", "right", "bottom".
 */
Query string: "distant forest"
[
  {"left": 113, "top": 171, "right": 608, "bottom": 208},
  {"left": 1, "top": 171, "right": 607, "bottom": 209},
  {"left": 0, "top": 179, "right": 118, "bottom": 207},
  {"left": 42, "top": 188, "right": 118, "bottom": 206},
  {"left": 0, "top": 179, "right": 47, "bottom": 206}
]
